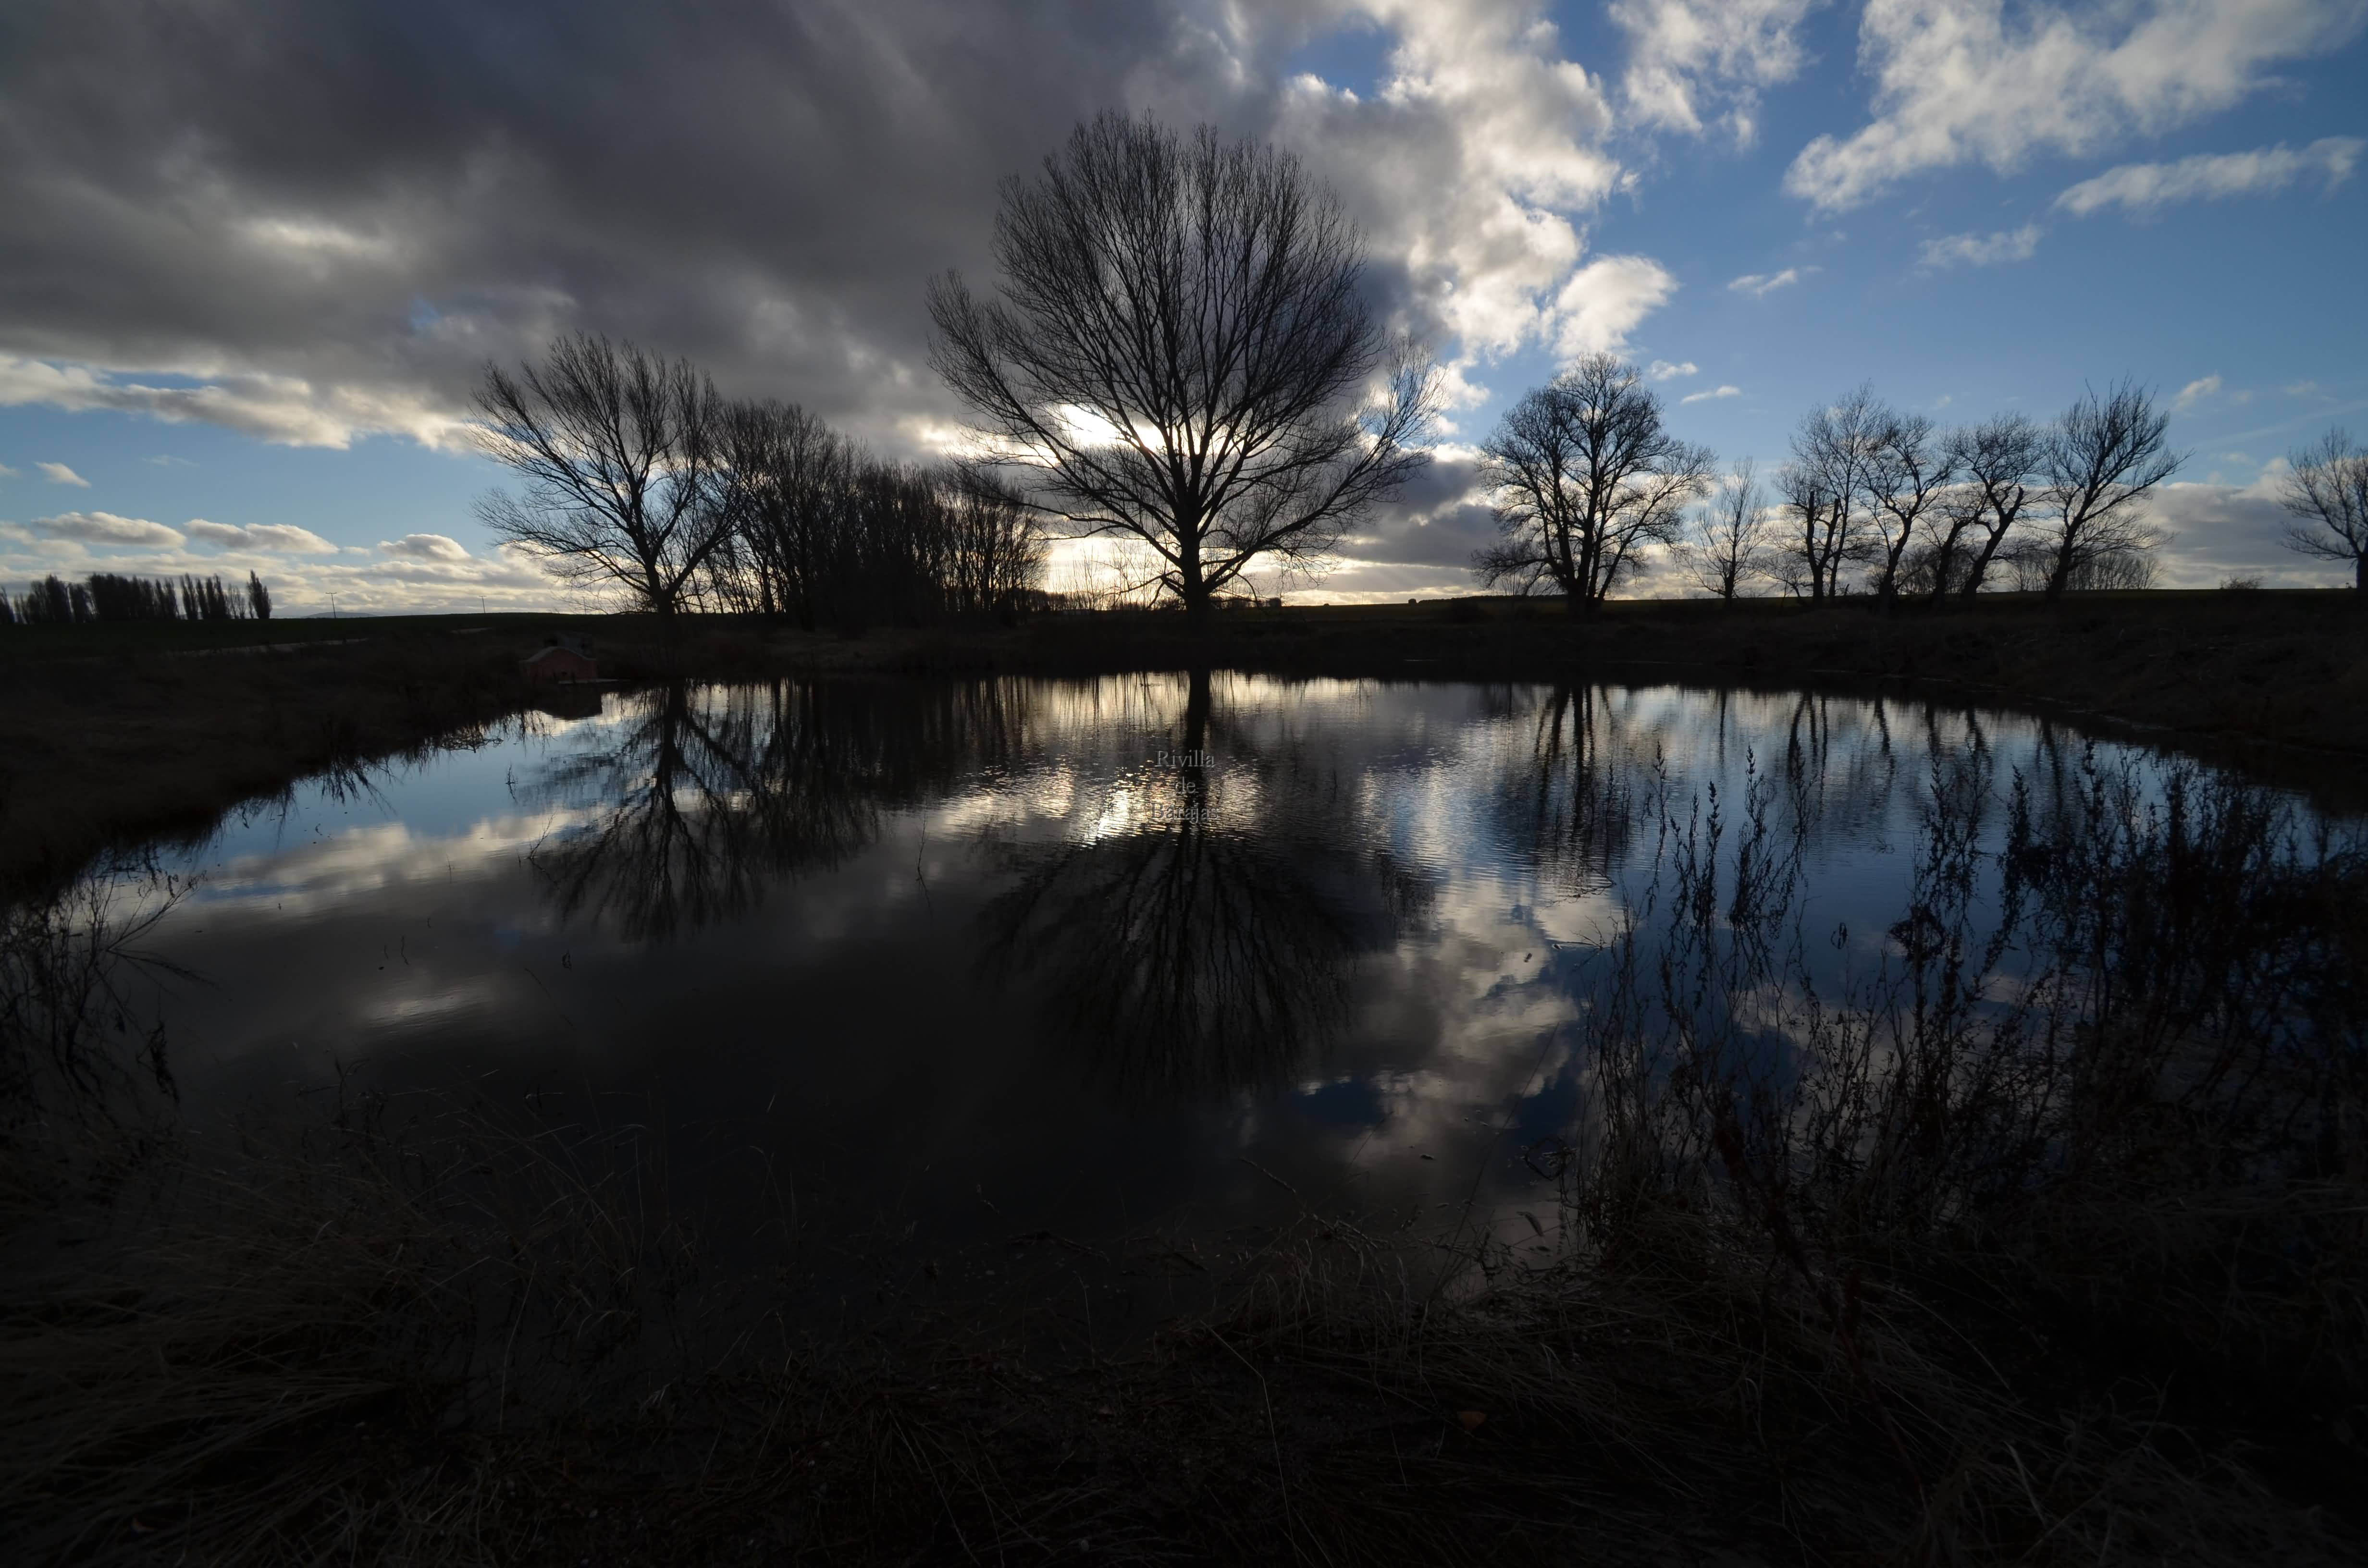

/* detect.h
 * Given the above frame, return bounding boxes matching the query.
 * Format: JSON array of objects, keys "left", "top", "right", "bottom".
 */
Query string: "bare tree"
[
  {"left": 1936, "top": 413, "right": 2044, "bottom": 600},
  {"left": 942, "top": 467, "right": 1046, "bottom": 616},
  {"left": 1473, "top": 354, "right": 1713, "bottom": 612},
  {"left": 1862, "top": 406, "right": 1956, "bottom": 609},
  {"left": 2277, "top": 428, "right": 2368, "bottom": 592},
  {"left": 476, "top": 334, "right": 733, "bottom": 626},
  {"left": 715, "top": 399, "right": 859, "bottom": 628},
  {"left": 1774, "top": 462, "right": 1838, "bottom": 599},
  {"left": 1782, "top": 386, "right": 1887, "bottom": 600},
  {"left": 2034, "top": 380, "right": 2181, "bottom": 601},
  {"left": 929, "top": 113, "right": 1431, "bottom": 629},
  {"left": 1678, "top": 461, "right": 1771, "bottom": 600}
]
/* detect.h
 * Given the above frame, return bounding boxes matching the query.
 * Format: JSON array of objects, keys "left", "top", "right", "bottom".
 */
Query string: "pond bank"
[{"left": 4, "top": 591, "right": 2361, "bottom": 895}]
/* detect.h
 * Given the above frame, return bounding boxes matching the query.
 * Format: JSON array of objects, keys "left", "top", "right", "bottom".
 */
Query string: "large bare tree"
[
  {"left": 2277, "top": 428, "right": 2368, "bottom": 592},
  {"left": 928, "top": 113, "right": 1431, "bottom": 627},
  {"left": 2034, "top": 380, "right": 2181, "bottom": 601},
  {"left": 476, "top": 333, "right": 733, "bottom": 625},
  {"left": 1473, "top": 354, "right": 1713, "bottom": 612},
  {"left": 1935, "top": 413, "right": 2043, "bottom": 600}
]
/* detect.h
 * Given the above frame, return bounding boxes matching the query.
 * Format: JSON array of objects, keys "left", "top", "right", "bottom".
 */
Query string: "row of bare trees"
[
  {"left": 479, "top": 112, "right": 2362, "bottom": 620},
  {"left": 1756, "top": 381, "right": 2180, "bottom": 605},
  {"left": 1476, "top": 360, "right": 2194, "bottom": 611},
  {"left": 476, "top": 337, "right": 1043, "bottom": 632}
]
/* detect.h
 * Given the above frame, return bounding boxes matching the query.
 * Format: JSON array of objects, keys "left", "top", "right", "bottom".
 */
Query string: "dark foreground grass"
[{"left": 4, "top": 747, "right": 2364, "bottom": 1564}]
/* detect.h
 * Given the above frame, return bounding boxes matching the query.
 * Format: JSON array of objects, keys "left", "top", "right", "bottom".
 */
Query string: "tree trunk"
[{"left": 2044, "top": 538, "right": 2074, "bottom": 602}]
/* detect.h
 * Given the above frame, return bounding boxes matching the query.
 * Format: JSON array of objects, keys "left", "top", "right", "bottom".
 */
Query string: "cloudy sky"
[{"left": 2, "top": 0, "right": 2363, "bottom": 612}]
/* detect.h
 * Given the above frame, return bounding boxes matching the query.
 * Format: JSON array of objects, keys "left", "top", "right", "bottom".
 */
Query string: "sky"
[{"left": 2, "top": 0, "right": 2363, "bottom": 612}]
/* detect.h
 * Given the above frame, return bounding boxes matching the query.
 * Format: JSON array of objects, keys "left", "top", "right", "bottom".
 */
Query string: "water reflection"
[
  {"left": 523, "top": 679, "right": 1032, "bottom": 940},
  {"left": 1490, "top": 685, "right": 1638, "bottom": 897},
  {"left": 14, "top": 673, "right": 2362, "bottom": 1272}
]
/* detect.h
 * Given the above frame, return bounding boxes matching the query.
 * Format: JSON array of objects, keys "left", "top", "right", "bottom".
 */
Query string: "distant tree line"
[
  {"left": 476, "top": 337, "right": 1044, "bottom": 633},
  {"left": 1477, "top": 358, "right": 2195, "bottom": 610},
  {"left": 1, "top": 570, "right": 271, "bottom": 627}
]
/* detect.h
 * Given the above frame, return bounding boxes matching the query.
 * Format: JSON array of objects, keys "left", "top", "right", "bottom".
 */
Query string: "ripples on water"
[{"left": 24, "top": 674, "right": 2368, "bottom": 1276}]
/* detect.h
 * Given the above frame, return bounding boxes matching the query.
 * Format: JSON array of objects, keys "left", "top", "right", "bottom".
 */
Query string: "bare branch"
[
  {"left": 1677, "top": 462, "right": 1773, "bottom": 600},
  {"left": 2034, "top": 380, "right": 2181, "bottom": 601},
  {"left": 2277, "top": 428, "right": 2368, "bottom": 592},
  {"left": 927, "top": 113, "right": 1432, "bottom": 625},
  {"left": 1472, "top": 354, "right": 1712, "bottom": 612},
  {"left": 473, "top": 333, "right": 733, "bottom": 623}
]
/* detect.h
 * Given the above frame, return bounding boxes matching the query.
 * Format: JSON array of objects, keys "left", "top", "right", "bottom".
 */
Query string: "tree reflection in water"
[
  {"left": 981, "top": 668, "right": 1429, "bottom": 1102},
  {"left": 1494, "top": 685, "right": 1639, "bottom": 896},
  {"left": 523, "top": 679, "right": 1028, "bottom": 941}
]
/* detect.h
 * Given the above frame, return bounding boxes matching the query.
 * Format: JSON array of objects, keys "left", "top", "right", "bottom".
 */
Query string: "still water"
[{"left": 83, "top": 673, "right": 2364, "bottom": 1281}]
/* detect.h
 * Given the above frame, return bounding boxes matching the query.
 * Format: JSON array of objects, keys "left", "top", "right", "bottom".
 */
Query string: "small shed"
[{"left": 524, "top": 641, "right": 597, "bottom": 685}]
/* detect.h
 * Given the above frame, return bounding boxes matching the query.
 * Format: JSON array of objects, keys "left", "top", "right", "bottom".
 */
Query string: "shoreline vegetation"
[
  {"left": 3, "top": 717, "right": 2363, "bottom": 1563},
  {"left": 2, "top": 588, "right": 2364, "bottom": 898}
]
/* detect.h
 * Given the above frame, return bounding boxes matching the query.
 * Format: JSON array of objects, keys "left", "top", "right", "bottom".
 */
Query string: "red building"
[{"left": 523, "top": 643, "right": 597, "bottom": 685}]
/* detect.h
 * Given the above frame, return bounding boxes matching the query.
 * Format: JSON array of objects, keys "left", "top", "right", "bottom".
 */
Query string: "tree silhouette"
[
  {"left": 1474, "top": 355, "right": 1712, "bottom": 612},
  {"left": 2277, "top": 428, "right": 2368, "bottom": 592},
  {"left": 476, "top": 333, "right": 734, "bottom": 626},
  {"left": 929, "top": 113, "right": 1431, "bottom": 628}
]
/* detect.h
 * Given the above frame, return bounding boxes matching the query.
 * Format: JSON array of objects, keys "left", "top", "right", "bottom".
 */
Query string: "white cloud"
[
  {"left": 1727, "top": 267, "right": 1811, "bottom": 296},
  {"left": 0, "top": 5, "right": 1680, "bottom": 464},
  {"left": 31, "top": 510, "right": 185, "bottom": 547},
  {"left": 1550, "top": 255, "right": 1679, "bottom": 359},
  {"left": 0, "top": 463, "right": 16, "bottom": 478},
  {"left": 1680, "top": 383, "right": 1742, "bottom": 404},
  {"left": 1916, "top": 222, "right": 2043, "bottom": 269},
  {"left": 1610, "top": 0, "right": 1819, "bottom": 145},
  {"left": 1648, "top": 359, "right": 1700, "bottom": 380},
  {"left": 37, "top": 461, "right": 90, "bottom": 487},
  {"left": 2173, "top": 373, "right": 2222, "bottom": 412},
  {"left": 2054, "top": 136, "right": 2366, "bottom": 216},
  {"left": 0, "top": 354, "right": 476, "bottom": 452},
  {"left": 185, "top": 519, "right": 339, "bottom": 553},
  {"left": 2146, "top": 476, "right": 2355, "bottom": 588},
  {"left": 379, "top": 533, "right": 474, "bottom": 563},
  {"left": 1275, "top": 5, "right": 1666, "bottom": 370},
  {"left": 1785, "top": 0, "right": 2367, "bottom": 211},
  {"left": 2284, "top": 380, "right": 2326, "bottom": 398}
]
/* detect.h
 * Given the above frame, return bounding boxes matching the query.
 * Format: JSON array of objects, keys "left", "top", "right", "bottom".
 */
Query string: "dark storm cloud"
[
  {"left": 1343, "top": 448, "right": 1500, "bottom": 568},
  {"left": 0, "top": 0, "right": 1358, "bottom": 448},
  {"left": 0, "top": 0, "right": 1677, "bottom": 601}
]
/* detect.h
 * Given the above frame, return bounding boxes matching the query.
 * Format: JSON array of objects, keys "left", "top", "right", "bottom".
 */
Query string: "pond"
[{"left": 37, "top": 672, "right": 2368, "bottom": 1323}]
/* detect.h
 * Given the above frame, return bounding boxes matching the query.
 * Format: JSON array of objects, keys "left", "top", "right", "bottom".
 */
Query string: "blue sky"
[{"left": 3, "top": 0, "right": 2363, "bottom": 610}]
